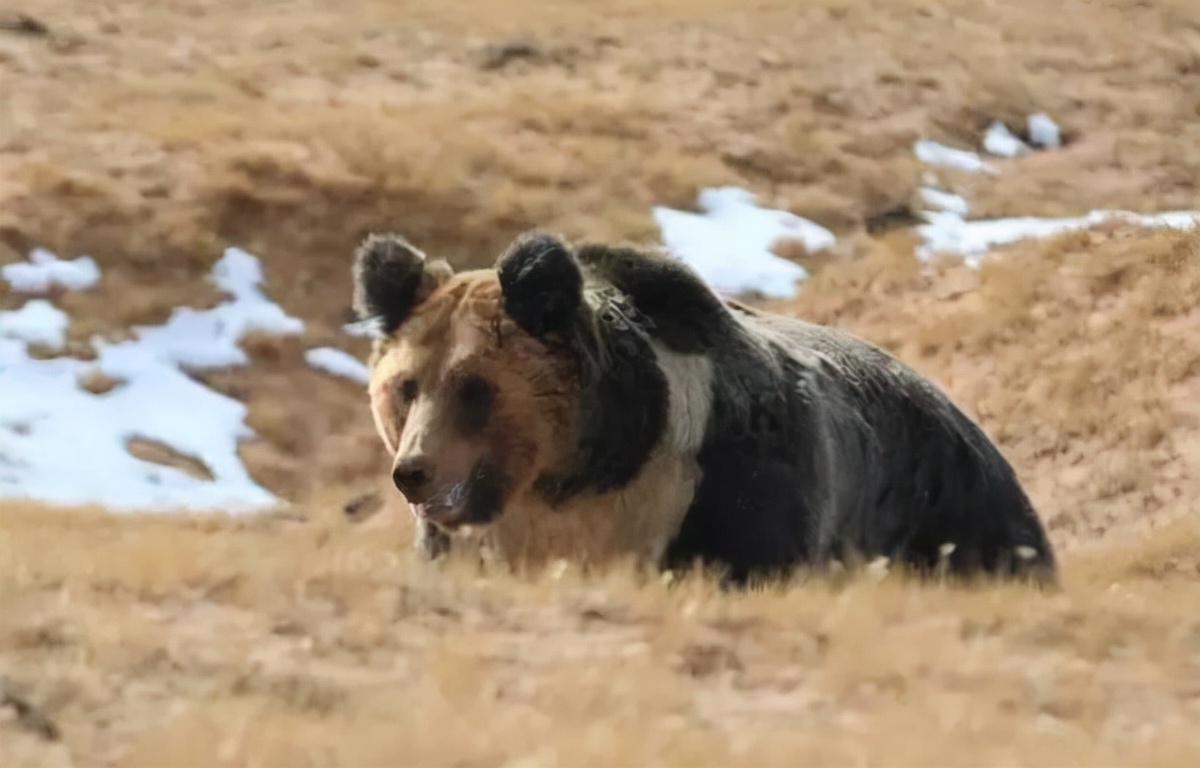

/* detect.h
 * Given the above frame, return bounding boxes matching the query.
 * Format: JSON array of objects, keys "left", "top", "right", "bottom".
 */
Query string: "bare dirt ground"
[{"left": 1, "top": 0, "right": 1199, "bottom": 765}]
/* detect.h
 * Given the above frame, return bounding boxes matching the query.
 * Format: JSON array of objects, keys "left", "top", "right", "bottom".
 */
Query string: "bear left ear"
[
  {"left": 353, "top": 232, "right": 453, "bottom": 335},
  {"left": 496, "top": 231, "right": 584, "bottom": 339}
]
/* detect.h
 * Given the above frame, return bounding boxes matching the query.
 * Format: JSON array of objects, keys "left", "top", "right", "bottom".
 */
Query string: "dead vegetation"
[
  {"left": 1, "top": 503, "right": 1199, "bottom": 768},
  {"left": 2, "top": 0, "right": 1200, "bottom": 765}
]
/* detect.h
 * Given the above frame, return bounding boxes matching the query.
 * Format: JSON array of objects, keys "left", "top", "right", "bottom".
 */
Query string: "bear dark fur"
[
  {"left": 496, "top": 231, "right": 1059, "bottom": 587},
  {"left": 352, "top": 233, "right": 453, "bottom": 335}
]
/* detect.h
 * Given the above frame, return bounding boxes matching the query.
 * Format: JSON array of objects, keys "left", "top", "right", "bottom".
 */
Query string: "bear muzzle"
[{"left": 391, "top": 454, "right": 435, "bottom": 503}]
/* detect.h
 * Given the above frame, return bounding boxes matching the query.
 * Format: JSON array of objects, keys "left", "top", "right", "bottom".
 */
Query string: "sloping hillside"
[{"left": 2, "top": 1, "right": 1199, "bottom": 766}]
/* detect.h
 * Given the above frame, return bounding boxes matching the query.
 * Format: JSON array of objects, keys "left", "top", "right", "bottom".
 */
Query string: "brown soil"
[{"left": 2, "top": 1, "right": 1199, "bottom": 766}]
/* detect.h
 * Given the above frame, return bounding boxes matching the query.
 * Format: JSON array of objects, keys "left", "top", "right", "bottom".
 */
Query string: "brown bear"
[{"left": 352, "top": 230, "right": 1058, "bottom": 587}]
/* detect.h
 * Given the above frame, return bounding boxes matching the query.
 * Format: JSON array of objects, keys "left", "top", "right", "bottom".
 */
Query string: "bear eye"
[
  {"left": 399, "top": 378, "right": 418, "bottom": 404},
  {"left": 459, "top": 374, "right": 494, "bottom": 406},
  {"left": 454, "top": 374, "right": 495, "bottom": 436}
]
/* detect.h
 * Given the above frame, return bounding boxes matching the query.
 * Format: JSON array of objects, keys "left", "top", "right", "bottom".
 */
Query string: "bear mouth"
[
  {"left": 410, "top": 502, "right": 468, "bottom": 530},
  {"left": 408, "top": 460, "right": 509, "bottom": 532}
]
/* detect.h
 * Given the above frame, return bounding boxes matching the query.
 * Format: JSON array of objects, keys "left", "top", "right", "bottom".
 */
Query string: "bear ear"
[
  {"left": 353, "top": 233, "right": 453, "bottom": 335},
  {"left": 496, "top": 231, "right": 584, "bottom": 339}
]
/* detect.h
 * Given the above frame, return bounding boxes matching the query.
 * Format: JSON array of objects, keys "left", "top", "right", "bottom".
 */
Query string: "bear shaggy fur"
[{"left": 352, "top": 230, "right": 1058, "bottom": 586}]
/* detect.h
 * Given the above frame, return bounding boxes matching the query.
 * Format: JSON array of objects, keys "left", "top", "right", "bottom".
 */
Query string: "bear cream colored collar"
[{"left": 454, "top": 448, "right": 703, "bottom": 574}]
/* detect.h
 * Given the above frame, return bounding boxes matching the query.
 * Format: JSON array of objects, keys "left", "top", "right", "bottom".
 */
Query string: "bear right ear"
[
  {"left": 496, "top": 231, "right": 584, "bottom": 340},
  {"left": 352, "top": 233, "right": 453, "bottom": 335}
]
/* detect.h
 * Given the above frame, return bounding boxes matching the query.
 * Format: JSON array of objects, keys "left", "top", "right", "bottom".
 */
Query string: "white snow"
[
  {"left": 653, "top": 186, "right": 835, "bottom": 298},
  {"left": 913, "top": 123, "right": 1197, "bottom": 267},
  {"left": 0, "top": 247, "right": 306, "bottom": 513},
  {"left": 2, "top": 247, "right": 101, "bottom": 293},
  {"left": 916, "top": 209, "right": 1200, "bottom": 267},
  {"left": 1027, "top": 113, "right": 1061, "bottom": 149},
  {"left": 979, "top": 114, "right": 1061, "bottom": 156},
  {"left": 0, "top": 300, "right": 70, "bottom": 348},
  {"left": 918, "top": 187, "right": 970, "bottom": 217},
  {"left": 126, "top": 247, "right": 305, "bottom": 369},
  {"left": 983, "top": 121, "right": 1031, "bottom": 158},
  {"left": 342, "top": 317, "right": 383, "bottom": 339},
  {"left": 913, "top": 139, "right": 998, "bottom": 175},
  {"left": 305, "top": 346, "right": 369, "bottom": 385}
]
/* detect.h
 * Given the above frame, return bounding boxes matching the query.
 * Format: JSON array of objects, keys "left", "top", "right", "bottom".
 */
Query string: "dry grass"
[
  {"left": 2, "top": 0, "right": 1200, "bottom": 765},
  {"left": 2, "top": 502, "right": 1199, "bottom": 768}
]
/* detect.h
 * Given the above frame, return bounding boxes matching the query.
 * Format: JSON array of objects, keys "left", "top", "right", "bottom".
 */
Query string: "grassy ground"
[
  {"left": 2, "top": 0, "right": 1200, "bottom": 765},
  {"left": 2, "top": 504, "right": 1199, "bottom": 768}
]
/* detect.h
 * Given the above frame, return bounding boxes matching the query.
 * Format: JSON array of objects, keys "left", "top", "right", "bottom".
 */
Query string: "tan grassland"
[{"left": 1, "top": 0, "right": 1199, "bottom": 766}]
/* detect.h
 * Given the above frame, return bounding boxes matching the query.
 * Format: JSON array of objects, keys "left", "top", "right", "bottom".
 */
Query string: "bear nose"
[{"left": 392, "top": 455, "right": 434, "bottom": 503}]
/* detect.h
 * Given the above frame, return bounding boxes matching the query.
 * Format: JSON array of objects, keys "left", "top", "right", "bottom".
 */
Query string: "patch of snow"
[
  {"left": 2, "top": 248, "right": 101, "bottom": 293},
  {"left": 126, "top": 247, "right": 305, "bottom": 370},
  {"left": 0, "top": 247, "right": 305, "bottom": 513},
  {"left": 0, "top": 300, "right": 70, "bottom": 348},
  {"left": 918, "top": 187, "right": 970, "bottom": 217},
  {"left": 653, "top": 186, "right": 834, "bottom": 298},
  {"left": 1027, "top": 113, "right": 1061, "bottom": 149},
  {"left": 913, "top": 139, "right": 998, "bottom": 175},
  {"left": 306, "top": 347, "right": 369, "bottom": 385},
  {"left": 983, "top": 121, "right": 1031, "bottom": 158},
  {"left": 916, "top": 209, "right": 1200, "bottom": 267},
  {"left": 343, "top": 318, "right": 383, "bottom": 339}
]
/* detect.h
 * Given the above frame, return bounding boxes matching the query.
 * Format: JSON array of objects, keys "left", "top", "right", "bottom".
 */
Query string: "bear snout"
[{"left": 391, "top": 454, "right": 435, "bottom": 503}]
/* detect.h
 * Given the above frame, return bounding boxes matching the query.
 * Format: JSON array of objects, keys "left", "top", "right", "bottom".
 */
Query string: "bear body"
[{"left": 353, "top": 231, "right": 1058, "bottom": 586}]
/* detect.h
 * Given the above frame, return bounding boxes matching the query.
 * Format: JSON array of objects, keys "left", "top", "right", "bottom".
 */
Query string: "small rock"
[
  {"left": 865, "top": 204, "right": 923, "bottom": 235},
  {"left": 866, "top": 556, "right": 891, "bottom": 581},
  {"left": 343, "top": 492, "right": 383, "bottom": 522},
  {"left": 0, "top": 13, "right": 49, "bottom": 36},
  {"left": 1014, "top": 546, "right": 1039, "bottom": 562},
  {"left": 477, "top": 40, "right": 544, "bottom": 71},
  {"left": 354, "top": 51, "right": 382, "bottom": 68},
  {"left": 0, "top": 680, "right": 60, "bottom": 741}
]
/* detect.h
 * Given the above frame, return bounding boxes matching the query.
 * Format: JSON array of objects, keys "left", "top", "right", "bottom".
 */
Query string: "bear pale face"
[{"left": 359, "top": 238, "right": 585, "bottom": 537}]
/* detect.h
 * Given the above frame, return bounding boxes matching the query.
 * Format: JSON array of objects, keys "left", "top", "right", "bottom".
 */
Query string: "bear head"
[{"left": 352, "top": 230, "right": 619, "bottom": 533}]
